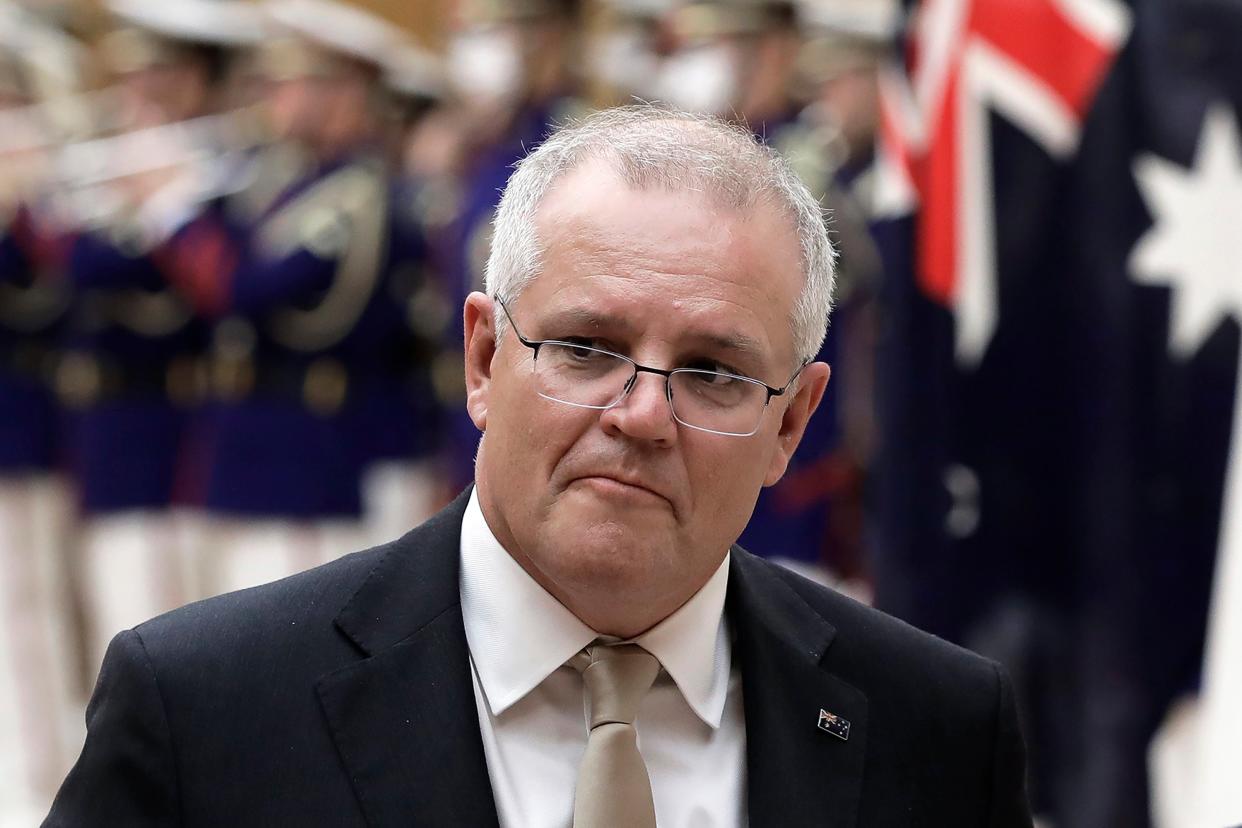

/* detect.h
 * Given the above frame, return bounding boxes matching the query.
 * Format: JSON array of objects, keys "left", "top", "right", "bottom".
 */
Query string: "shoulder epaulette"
[
  {"left": 261, "top": 160, "right": 389, "bottom": 352},
  {"left": 230, "top": 143, "right": 311, "bottom": 223}
]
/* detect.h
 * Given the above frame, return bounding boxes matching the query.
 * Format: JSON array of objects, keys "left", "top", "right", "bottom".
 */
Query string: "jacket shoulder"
[
  {"left": 142, "top": 543, "right": 379, "bottom": 632},
  {"left": 131, "top": 492, "right": 470, "bottom": 673},
  {"left": 733, "top": 551, "right": 1031, "bottom": 824},
  {"left": 738, "top": 550, "right": 1004, "bottom": 707},
  {"left": 128, "top": 535, "right": 400, "bottom": 683}
]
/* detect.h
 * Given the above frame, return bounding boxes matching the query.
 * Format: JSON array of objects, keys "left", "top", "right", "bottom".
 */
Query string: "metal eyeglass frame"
[{"left": 495, "top": 296, "right": 805, "bottom": 437}]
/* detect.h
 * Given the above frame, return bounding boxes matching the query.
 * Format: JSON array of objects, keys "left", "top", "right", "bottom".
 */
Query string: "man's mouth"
[{"left": 570, "top": 475, "right": 673, "bottom": 509}]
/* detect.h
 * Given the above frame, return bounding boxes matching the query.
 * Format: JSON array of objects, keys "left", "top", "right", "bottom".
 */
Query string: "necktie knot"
[{"left": 576, "top": 643, "right": 660, "bottom": 728}]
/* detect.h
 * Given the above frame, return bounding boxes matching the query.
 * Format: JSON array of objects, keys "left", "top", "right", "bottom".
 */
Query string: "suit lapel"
[
  {"left": 729, "top": 551, "right": 868, "bottom": 828},
  {"left": 316, "top": 490, "right": 500, "bottom": 827}
]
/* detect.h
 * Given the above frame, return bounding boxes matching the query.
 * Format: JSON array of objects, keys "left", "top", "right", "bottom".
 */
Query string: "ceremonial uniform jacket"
[
  {"left": 739, "top": 111, "right": 875, "bottom": 578},
  {"left": 436, "top": 100, "right": 576, "bottom": 489},
  {"left": 60, "top": 211, "right": 204, "bottom": 512},
  {"left": 0, "top": 205, "right": 69, "bottom": 473},
  {"left": 168, "top": 150, "right": 438, "bottom": 519}
]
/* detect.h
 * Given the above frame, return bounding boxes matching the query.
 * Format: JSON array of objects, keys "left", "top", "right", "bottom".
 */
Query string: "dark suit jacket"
[{"left": 46, "top": 490, "right": 1032, "bottom": 827}]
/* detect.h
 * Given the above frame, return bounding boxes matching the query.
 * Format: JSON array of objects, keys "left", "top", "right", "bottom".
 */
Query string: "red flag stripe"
[
  {"left": 918, "top": 67, "right": 964, "bottom": 304},
  {"left": 970, "top": 0, "right": 1118, "bottom": 118}
]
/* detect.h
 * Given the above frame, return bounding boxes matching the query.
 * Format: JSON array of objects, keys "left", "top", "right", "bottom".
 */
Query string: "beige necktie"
[{"left": 570, "top": 642, "right": 661, "bottom": 828}]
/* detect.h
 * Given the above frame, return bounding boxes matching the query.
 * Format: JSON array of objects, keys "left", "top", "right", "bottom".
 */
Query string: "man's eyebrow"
[
  {"left": 543, "top": 306, "right": 768, "bottom": 361},
  {"left": 540, "top": 307, "right": 632, "bottom": 332},
  {"left": 685, "top": 330, "right": 768, "bottom": 362}
]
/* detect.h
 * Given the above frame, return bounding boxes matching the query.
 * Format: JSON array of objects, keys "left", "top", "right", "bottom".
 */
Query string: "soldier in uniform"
[
  {"left": 737, "top": 0, "right": 894, "bottom": 589},
  {"left": 648, "top": 0, "right": 888, "bottom": 588},
  {"left": 436, "top": 0, "right": 588, "bottom": 491},
  {"left": 165, "top": 0, "right": 437, "bottom": 592},
  {"left": 649, "top": 0, "right": 799, "bottom": 131},
  {"left": 60, "top": 0, "right": 261, "bottom": 675},
  {"left": 352, "top": 39, "right": 451, "bottom": 546},
  {"left": 0, "top": 30, "right": 84, "bottom": 825},
  {"left": 588, "top": 0, "right": 670, "bottom": 107}
]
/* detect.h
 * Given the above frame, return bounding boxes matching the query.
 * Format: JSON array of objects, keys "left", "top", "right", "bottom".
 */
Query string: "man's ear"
[
  {"left": 763, "top": 362, "right": 830, "bottom": 487},
  {"left": 463, "top": 292, "right": 497, "bottom": 432}
]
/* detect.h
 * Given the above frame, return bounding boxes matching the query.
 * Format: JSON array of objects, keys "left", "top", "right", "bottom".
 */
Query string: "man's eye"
[
  {"left": 685, "top": 358, "right": 742, "bottom": 377},
  {"left": 682, "top": 369, "right": 742, "bottom": 390},
  {"left": 703, "top": 371, "right": 740, "bottom": 387},
  {"left": 548, "top": 339, "right": 619, "bottom": 367},
  {"left": 560, "top": 337, "right": 606, "bottom": 355}
]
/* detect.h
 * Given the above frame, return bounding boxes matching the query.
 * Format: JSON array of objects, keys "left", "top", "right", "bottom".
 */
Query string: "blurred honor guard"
[
  {"left": 639, "top": 0, "right": 788, "bottom": 132},
  {"left": 780, "top": 0, "right": 900, "bottom": 584},
  {"left": 793, "top": 0, "right": 897, "bottom": 188},
  {"left": 588, "top": 0, "right": 672, "bottom": 106},
  {"left": 359, "top": 41, "right": 454, "bottom": 546},
  {"left": 0, "top": 23, "right": 84, "bottom": 824},
  {"left": 437, "top": 0, "right": 587, "bottom": 490},
  {"left": 672, "top": 0, "right": 889, "bottom": 588},
  {"left": 169, "top": 0, "right": 433, "bottom": 592},
  {"left": 61, "top": 0, "right": 260, "bottom": 675},
  {"left": 661, "top": 0, "right": 803, "bottom": 134}
]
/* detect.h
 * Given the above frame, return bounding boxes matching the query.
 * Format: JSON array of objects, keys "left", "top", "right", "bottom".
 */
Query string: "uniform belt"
[
  {"left": 0, "top": 342, "right": 57, "bottom": 385},
  {"left": 55, "top": 351, "right": 205, "bottom": 408},
  {"left": 210, "top": 354, "right": 350, "bottom": 417}
]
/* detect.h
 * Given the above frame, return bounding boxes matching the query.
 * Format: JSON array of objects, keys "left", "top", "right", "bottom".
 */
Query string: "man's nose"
[{"left": 599, "top": 371, "right": 678, "bottom": 444}]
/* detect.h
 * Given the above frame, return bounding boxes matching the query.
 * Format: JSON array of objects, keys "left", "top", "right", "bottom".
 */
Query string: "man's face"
[
  {"left": 123, "top": 59, "right": 211, "bottom": 124},
  {"left": 267, "top": 76, "right": 329, "bottom": 141},
  {"left": 464, "top": 162, "right": 829, "bottom": 633},
  {"left": 267, "top": 69, "right": 370, "bottom": 146},
  {"left": 819, "top": 66, "right": 880, "bottom": 162}
]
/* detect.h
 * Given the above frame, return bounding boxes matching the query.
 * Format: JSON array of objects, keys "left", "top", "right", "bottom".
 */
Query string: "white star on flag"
[
  {"left": 1131, "top": 103, "right": 1242, "bottom": 356},
  {"left": 1131, "top": 101, "right": 1242, "bottom": 828}
]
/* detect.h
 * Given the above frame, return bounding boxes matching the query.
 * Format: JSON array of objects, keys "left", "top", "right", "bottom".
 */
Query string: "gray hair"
[{"left": 484, "top": 105, "right": 836, "bottom": 364}]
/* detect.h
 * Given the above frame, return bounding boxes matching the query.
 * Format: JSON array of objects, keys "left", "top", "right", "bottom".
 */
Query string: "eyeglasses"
[{"left": 496, "top": 297, "right": 804, "bottom": 437}]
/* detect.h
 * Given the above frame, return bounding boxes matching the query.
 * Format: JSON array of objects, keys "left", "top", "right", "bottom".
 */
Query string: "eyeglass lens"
[{"left": 532, "top": 342, "right": 767, "bottom": 435}]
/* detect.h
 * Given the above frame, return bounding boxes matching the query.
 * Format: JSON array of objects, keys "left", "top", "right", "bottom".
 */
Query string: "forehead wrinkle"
[
  {"left": 543, "top": 302, "right": 768, "bottom": 359},
  {"left": 536, "top": 167, "right": 733, "bottom": 265}
]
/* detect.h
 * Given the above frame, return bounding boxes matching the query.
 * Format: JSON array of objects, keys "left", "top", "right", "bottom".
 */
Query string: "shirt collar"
[
  {"left": 633, "top": 550, "right": 732, "bottom": 729},
  {"left": 458, "top": 489, "right": 732, "bottom": 729}
]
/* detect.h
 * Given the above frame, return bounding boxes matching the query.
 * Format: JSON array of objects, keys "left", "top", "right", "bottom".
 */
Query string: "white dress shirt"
[{"left": 459, "top": 489, "right": 747, "bottom": 827}]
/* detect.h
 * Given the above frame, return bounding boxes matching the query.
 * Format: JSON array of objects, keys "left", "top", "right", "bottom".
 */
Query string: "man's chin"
[{"left": 538, "top": 514, "right": 672, "bottom": 585}]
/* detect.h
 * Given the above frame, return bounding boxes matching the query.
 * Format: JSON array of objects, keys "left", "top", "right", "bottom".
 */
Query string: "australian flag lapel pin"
[{"left": 818, "top": 708, "right": 850, "bottom": 741}]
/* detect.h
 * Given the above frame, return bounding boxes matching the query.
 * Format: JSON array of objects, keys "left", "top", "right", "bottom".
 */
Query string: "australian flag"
[{"left": 872, "top": 1, "right": 1242, "bottom": 825}]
